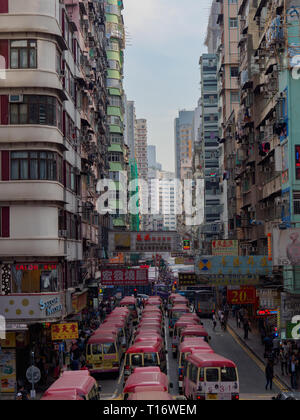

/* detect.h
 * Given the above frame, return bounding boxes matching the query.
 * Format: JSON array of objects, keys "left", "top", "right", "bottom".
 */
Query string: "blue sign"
[{"left": 195, "top": 256, "right": 272, "bottom": 276}]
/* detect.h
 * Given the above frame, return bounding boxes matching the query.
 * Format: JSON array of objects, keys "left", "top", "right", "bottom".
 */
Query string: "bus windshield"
[{"left": 144, "top": 353, "right": 158, "bottom": 366}]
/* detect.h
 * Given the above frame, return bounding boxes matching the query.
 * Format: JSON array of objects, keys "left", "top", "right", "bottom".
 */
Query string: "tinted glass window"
[
  {"left": 131, "top": 354, "right": 143, "bottom": 366},
  {"left": 221, "top": 367, "right": 237, "bottom": 382},
  {"left": 103, "top": 343, "right": 116, "bottom": 354},
  {"left": 144, "top": 353, "right": 158, "bottom": 366},
  {"left": 206, "top": 368, "right": 219, "bottom": 382}
]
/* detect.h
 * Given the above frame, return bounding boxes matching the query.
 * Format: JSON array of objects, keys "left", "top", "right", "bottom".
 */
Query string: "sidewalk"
[{"left": 227, "top": 317, "right": 297, "bottom": 392}]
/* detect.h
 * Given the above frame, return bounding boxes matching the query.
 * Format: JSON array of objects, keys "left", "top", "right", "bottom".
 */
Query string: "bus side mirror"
[
  {"left": 98, "top": 385, "right": 102, "bottom": 393},
  {"left": 170, "top": 383, "right": 174, "bottom": 389},
  {"left": 165, "top": 350, "right": 168, "bottom": 354}
]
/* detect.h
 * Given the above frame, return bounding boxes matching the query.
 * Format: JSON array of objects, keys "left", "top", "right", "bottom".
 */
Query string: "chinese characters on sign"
[
  {"left": 212, "top": 240, "right": 239, "bottom": 256},
  {"left": 101, "top": 268, "right": 149, "bottom": 286},
  {"left": 135, "top": 233, "right": 173, "bottom": 252},
  {"left": 178, "top": 273, "right": 198, "bottom": 286},
  {"left": 195, "top": 256, "right": 272, "bottom": 285},
  {"left": 109, "top": 231, "right": 181, "bottom": 253},
  {"left": 51, "top": 323, "right": 79, "bottom": 341}
]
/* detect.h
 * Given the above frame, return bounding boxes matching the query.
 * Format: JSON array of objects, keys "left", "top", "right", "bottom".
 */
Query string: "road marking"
[{"left": 227, "top": 325, "right": 288, "bottom": 392}]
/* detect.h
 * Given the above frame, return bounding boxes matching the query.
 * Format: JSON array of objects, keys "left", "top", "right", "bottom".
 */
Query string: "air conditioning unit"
[
  {"left": 249, "top": 206, "right": 255, "bottom": 212},
  {"left": 9, "top": 94, "right": 23, "bottom": 103},
  {"left": 275, "top": 197, "right": 282, "bottom": 206}
]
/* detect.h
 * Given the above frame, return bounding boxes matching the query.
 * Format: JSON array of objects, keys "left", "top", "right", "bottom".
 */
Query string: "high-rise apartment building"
[
  {"left": 105, "top": 0, "right": 128, "bottom": 230},
  {"left": 0, "top": 0, "right": 109, "bottom": 389},
  {"left": 174, "top": 110, "right": 194, "bottom": 180}
]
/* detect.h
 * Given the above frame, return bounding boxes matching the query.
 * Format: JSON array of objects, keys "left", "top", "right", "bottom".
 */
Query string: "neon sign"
[{"left": 257, "top": 309, "right": 278, "bottom": 316}]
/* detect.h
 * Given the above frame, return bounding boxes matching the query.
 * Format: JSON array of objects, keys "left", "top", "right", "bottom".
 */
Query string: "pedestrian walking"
[
  {"left": 265, "top": 360, "right": 274, "bottom": 390},
  {"left": 243, "top": 318, "right": 251, "bottom": 340},
  {"left": 279, "top": 348, "right": 289, "bottom": 376},
  {"left": 290, "top": 354, "right": 299, "bottom": 389},
  {"left": 212, "top": 313, "right": 217, "bottom": 331}
]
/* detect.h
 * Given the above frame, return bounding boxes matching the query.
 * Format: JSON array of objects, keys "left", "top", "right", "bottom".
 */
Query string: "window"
[
  {"left": 91, "top": 344, "right": 102, "bottom": 355},
  {"left": 206, "top": 368, "right": 219, "bottom": 382},
  {"left": 229, "top": 18, "right": 238, "bottom": 28},
  {"left": 190, "top": 364, "right": 198, "bottom": 384},
  {"left": 131, "top": 354, "right": 143, "bottom": 367},
  {"left": 11, "top": 151, "right": 63, "bottom": 182},
  {"left": 144, "top": 353, "right": 158, "bottom": 366},
  {"left": 10, "top": 95, "right": 61, "bottom": 127},
  {"left": 10, "top": 40, "right": 37, "bottom": 69},
  {"left": 231, "top": 67, "right": 239, "bottom": 77},
  {"left": 103, "top": 342, "right": 116, "bottom": 354},
  {"left": 231, "top": 92, "right": 240, "bottom": 103},
  {"left": 221, "top": 367, "right": 237, "bottom": 382}
]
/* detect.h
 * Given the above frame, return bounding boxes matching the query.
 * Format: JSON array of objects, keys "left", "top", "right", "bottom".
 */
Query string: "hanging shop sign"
[
  {"left": 195, "top": 256, "right": 271, "bottom": 285},
  {"left": 227, "top": 287, "right": 256, "bottom": 305},
  {"left": 51, "top": 322, "right": 79, "bottom": 341},
  {"left": 0, "top": 348, "right": 16, "bottom": 393},
  {"left": 108, "top": 231, "right": 181, "bottom": 253},
  {"left": 212, "top": 240, "right": 239, "bottom": 256},
  {"left": 178, "top": 273, "right": 198, "bottom": 287},
  {"left": 101, "top": 268, "right": 149, "bottom": 286}
]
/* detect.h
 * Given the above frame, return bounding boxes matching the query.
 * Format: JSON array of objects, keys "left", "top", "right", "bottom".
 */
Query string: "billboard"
[
  {"left": 273, "top": 228, "right": 300, "bottom": 266},
  {"left": 195, "top": 256, "right": 272, "bottom": 285},
  {"left": 101, "top": 268, "right": 149, "bottom": 286},
  {"left": 212, "top": 240, "right": 239, "bottom": 256},
  {"left": 108, "top": 231, "right": 181, "bottom": 253}
]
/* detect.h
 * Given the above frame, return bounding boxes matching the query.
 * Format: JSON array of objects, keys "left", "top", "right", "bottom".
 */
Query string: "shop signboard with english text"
[{"left": 0, "top": 293, "right": 65, "bottom": 320}]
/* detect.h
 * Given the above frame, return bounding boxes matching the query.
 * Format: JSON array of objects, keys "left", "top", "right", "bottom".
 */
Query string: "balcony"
[
  {"left": 0, "top": 238, "right": 65, "bottom": 257},
  {"left": 262, "top": 174, "right": 281, "bottom": 200},
  {"left": 0, "top": 125, "right": 64, "bottom": 146},
  {"left": 0, "top": 181, "right": 64, "bottom": 202}
]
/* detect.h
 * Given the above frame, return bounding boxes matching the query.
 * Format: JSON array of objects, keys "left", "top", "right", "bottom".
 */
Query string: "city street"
[{"left": 97, "top": 314, "right": 283, "bottom": 401}]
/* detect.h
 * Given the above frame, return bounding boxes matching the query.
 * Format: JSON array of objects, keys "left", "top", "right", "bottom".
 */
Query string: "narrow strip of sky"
[{"left": 123, "top": 0, "right": 211, "bottom": 172}]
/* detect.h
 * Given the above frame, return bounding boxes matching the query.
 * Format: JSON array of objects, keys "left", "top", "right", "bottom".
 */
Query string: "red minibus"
[
  {"left": 178, "top": 339, "right": 214, "bottom": 392},
  {"left": 172, "top": 319, "right": 199, "bottom": 357},
  {"left": 181, "top": 325, "right": 211, "bottom": 343},
  {"left": 124, "top": 341, "right": 167, "bottom": 379},
  {"left": 168, "top": 304, "right": 190, "bottom": 336},
  {"left": 123, "top": 367, "right": 170, "bottom": 400},
  {"left": 41, "top": 371, "right": 100, "bottom": 400},
  {"left": 183, "top": 352, "right": 239, "bottom": 400}
]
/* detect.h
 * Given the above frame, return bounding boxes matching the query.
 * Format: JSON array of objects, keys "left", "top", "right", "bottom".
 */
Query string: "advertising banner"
[
  {"left": 280, "top": 293, "right": 300, "bottom": 328},
  {"left": 273, "top": 228, "right": 300, "bottom": 266},
  {"left": 101, "top": 268, "right": 149, "bottom": 286},
  {"left": 0, "top": 349, "right": 16, "bottom": 393},
  {"left": 212, "top": 240, "right": 239, "bottom": 256},
  {"left": 51, "top": 322, "right": 79, "bottom": 341}
]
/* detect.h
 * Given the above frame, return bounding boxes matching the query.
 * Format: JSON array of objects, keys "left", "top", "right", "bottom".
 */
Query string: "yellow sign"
[
  {"left": 51, "top": 323, "right": 79, "bottom": 341},
  {"left": 0, "top": 332, "right": 16, "bottom": 348}
]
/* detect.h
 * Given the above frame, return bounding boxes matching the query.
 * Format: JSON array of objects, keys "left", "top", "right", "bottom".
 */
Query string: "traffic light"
[{"left": 133, "top": 289, "right": 138, "bottom": 298}]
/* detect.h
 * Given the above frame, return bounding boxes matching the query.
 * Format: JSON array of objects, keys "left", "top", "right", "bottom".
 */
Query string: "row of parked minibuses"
[
  {"left": 168, "top": 293, "right": 239, "bottom": 400},
  {"left": 122, "top": 296, "right": 173, "bottom": 400}
]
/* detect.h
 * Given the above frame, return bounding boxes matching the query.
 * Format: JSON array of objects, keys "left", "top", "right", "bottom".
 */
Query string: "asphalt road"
[{"left": 97, "top": 314, "right": 281, "bottom": 400}]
